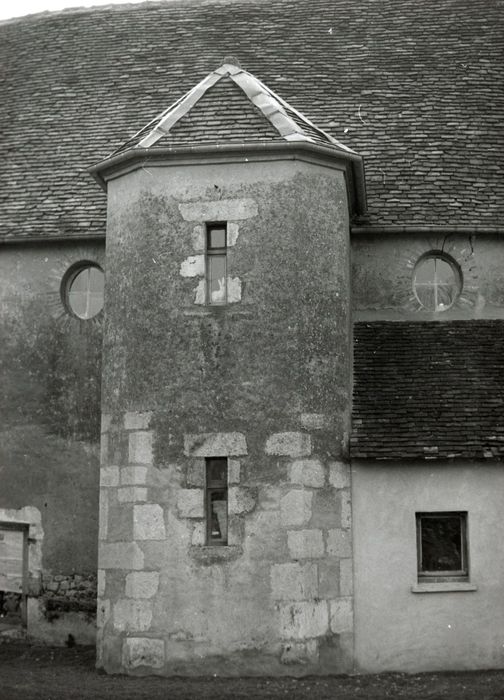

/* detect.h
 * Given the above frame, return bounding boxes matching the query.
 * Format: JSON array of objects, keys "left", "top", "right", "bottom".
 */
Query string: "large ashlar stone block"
[
  {"left": 121, "top": 466, "right": 148, "bottom": 486},
  {"left": 129, "top": 431, "right": 154, "bottom": 465},
  {"left": 228, "top": 459, "right": 241, "bottom": 484},
  {"left": 133, "top": 504, "right": 166, "bottom": 540},
  {"left": 100, "top": 466, "right": 120, "bottom": 488},
  {"left": 329, "top": 461, "right": 351, "bottom": 489},
  {"left": 228, "top": 487, "right": 256, "bottom": 514},
  {"left": 178, "top": 199, "right": 258, "bottom": 222},
  {"left": 288, "top": 459, "right": 325, "bottom": 487},
  {"left": 117, "top": 487, "right": 148, "bottom": 503},
  {"left": 287, "top": 529, "right": 324, "bottom": 559},
  {"left": 271, "top": 562, "right": 318, "bottom": 601},
  {"left": 99, "top": 490, "right": 109, "bottom": 541},
  {"left": 265, "top": 432, "right": 311, "bottom": 457},
  {"left": 279, "top": 600, "right": 329, "bottom": 639},
  {"left": 125, "top": 571, "right": 159, "bottom": 599},
  {"left": 327, "top": 528, "right": 352, "bottom": 557},
  {"left": 340, "top": 558, "right": 354, "bottom": 596},
  {"left": 99, "top": 541, "right": 144, "bottom": 570},
  {"left": 124, "top": 411, "right": 153, "bottom": 431},
  {"left": 179, "top": 254, "right": 205, "bottom": 278},
  {"left": 341, "top": 489, "right": 352, "bottom": 528},
  {"left": 330, "top": 598, "right": 353, "bottom": 634},
  {"left": 123, "top": 637, "right": 165, "bottom": 670},
  {"left": 113, "top": 599, "right": 152, "bottom": 632},
  {"left": 280, "top": 490, "right": 312, "bottom": 527},
  {"left": 177, "top": 489, "right": 204, "bottom": 518},
  {"left": 184, "top": 432, "right": 247, "bottom": 457}
]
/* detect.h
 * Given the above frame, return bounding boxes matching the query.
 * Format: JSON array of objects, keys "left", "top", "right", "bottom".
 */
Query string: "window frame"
[
  {"left": 61, "top": 261, "right": 105, "bottom": 320},
  {"left": 205, "top": 457, "right": 228, "bottom": 546},
  {"left": 412, "top": 251, "right": 462, "bottom": 313},
  {"left": 416, "top": 511, "right": 469, "bottom": 583},
  {"left": 206, "top": 222, "right": 228, "bottom": 305}
]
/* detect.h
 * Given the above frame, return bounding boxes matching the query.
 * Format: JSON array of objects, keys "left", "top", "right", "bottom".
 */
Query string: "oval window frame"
[
  {"left": 61, "top": 261, "right": 105, "bottom": 320},
  {"left": 412, "top": 251, "right": 462, "bottom": 313}
]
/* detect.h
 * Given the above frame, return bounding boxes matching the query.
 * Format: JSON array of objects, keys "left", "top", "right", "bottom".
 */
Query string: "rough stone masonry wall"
[
  {"left": 98, "top": 414, "right": 353, "bottom": 674},
  {"left": 98, "top": 158, "right": 352, "bottom": 675}
]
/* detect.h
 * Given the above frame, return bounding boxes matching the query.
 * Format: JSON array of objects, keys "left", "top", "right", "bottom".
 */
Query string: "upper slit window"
[{"left": 206, "top": 223, "right": 227, "bottom": 304}]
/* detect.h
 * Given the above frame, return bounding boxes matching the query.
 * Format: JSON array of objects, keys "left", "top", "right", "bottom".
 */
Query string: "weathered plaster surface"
[
  {"left": 352, "top": 233, "right": 504, "bottom": 320},
  {"left": 98, "top": 158, "right": 353, "bottom": 675},
  {"left": 0, "top": 242, "right": 103, "bottom": 642},
  {"left": 352, "top": 461, "right": 504, "bottom": 672}
]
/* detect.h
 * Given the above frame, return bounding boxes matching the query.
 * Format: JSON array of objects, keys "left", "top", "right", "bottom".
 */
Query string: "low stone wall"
[{"left": 41, "top": 573, "right": 97, "bottom": 616}]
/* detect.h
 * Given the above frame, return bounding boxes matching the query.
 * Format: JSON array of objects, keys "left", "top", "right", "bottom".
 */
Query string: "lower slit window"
[{"left": 206, "top": 458, "right": 228, "bottom": 545}]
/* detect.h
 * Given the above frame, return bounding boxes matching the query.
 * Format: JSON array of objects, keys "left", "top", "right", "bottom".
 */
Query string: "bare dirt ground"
[{"left": 0, "top": 643, "right": 504, "bottom": 700}]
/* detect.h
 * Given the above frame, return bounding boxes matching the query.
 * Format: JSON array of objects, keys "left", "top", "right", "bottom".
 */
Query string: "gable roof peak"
[{"left": 121, "top": 62, "right": 357, "bottom": 155}]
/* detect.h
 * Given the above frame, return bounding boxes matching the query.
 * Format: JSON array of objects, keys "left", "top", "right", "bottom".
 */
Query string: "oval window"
[
  {"left": 65, "top": 264, "right": 104, "bottom": 319},
  {"left": 413, "top": 253, "right": 461, "bottom": 312}
]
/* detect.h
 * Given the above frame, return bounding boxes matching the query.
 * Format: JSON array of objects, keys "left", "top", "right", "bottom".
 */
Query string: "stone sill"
[
  {"left": 411, "top": 582, "right": 477, "bottom": 594},
  {"left": 189, "top": 545, "right": 243, "bottom": 565}
]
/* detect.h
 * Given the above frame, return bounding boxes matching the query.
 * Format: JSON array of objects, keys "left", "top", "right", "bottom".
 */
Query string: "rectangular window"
[
  {"left": 206, "top": 458, "right": 228, "bottom": 545},
  {"left": 206, "top": 223, "right": 227, "bottom": 304},
  {"left": 416, "top": 512, "right": 468, "bottom": 582}
]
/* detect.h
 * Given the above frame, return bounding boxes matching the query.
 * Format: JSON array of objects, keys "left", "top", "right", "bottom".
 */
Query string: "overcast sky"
[{"left": 0, "top": 0, "right": 148, "bottom": 21}]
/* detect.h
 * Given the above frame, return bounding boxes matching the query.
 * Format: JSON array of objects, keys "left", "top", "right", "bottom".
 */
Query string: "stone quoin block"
[
  {"left": 340, "top": 558, "right": 354, "bottom": 596},
  {"left": 330, "top": 598, "right": 353, "bottom": 634},
  {"left": 128, "top": 431, "right": 154, "bottom": 465},
  {"left": 327, "top": 528, "right": 352, "bottom": 557},
  {"left": 279, "top": 600, "right": 329, "bottom": 639},
  {"left": 178, "top": 198, "right": 258, "bottom": 222},
  {"left": 100, "top": 466, "right": 120, "bottom": 488},
  {"left": 125, "top": 571, "right": 160, "bottom": 599},
  {"left": 329, "top": 461, "right": 350, "bottom": 489},
  {"left": 121, "top": 467, "right": 148, "bottom": 486},
  {"left": 191, "top": 225, "right": 205, "bottom": 251},
  {"left": 97, "top": 569, "right": 106, "bottom": 598},
  {"left": 341, "top": 490, "right": 352, "bottom": 528},
  {"left": 101, "top": 413, "right": 112, "bottom": 434},
  {"left": 228, "top": 459, "right": 241, "bottom": 484},
  {"left": 228, "top": 487, "right": 256, "bottom": 514},
  {"left": 179, "top": 254, "right": 205, "bottom": 277},
  {"left": 287, "top": 529, "right": 324, "bottom": 559},
  {"left": 124, "top": 411, "right": 153, "bottom": 431},
  {"left": 123, "top": 638, "right": 165, "bottom": 670},
  {"left": 99, "top": 490, "right": 109, "bottom": 541},
  {"left": 98, "top": 542, "right": 144, "bottom": 570},
  {"left": 265, "top": 432, "right": 312, "bottom": 457},
  {"left": 184, "top": 432, "right": 247, "bottom": 457},
  {"left": 133, "top": 504, "right": 166, "bottom": 540},
  {"left": 270, "top": 562, "right": 318, "bottom": 601},
  {"left": 117, "top": 487, "right": 148, "bottom": 503},
  {"left": 113, "top": 599, "right": 152, "bottom": 632},
  {"left": 100, "top": 434, "right": 109, "bottom": 465},
  {"left": 288, "top": 458, "right": 325, "bottom": 487},
  {"left": 177, "top": 489, "right": 204, "bottom": 518},
  {"left": 280, "top": 490, "right": 312, "bottom": 527}
]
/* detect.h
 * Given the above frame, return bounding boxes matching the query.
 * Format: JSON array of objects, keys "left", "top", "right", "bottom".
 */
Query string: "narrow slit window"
[
  {"left": 206, "top": 458, "right": 228, "bottom": 545},
  {"left": 206, "top": 223, "right": 227, "bottom": 304},
  {"left": 416, "top": 512, "right": 468, "bottom": 582}
]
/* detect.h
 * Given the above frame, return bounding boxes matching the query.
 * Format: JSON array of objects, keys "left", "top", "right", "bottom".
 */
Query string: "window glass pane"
[
  {"left": 413, "top": 254, "right": 461, "bottom": 312},
  {"left": 209, "top": 491, "right": 228, "bottom": 542},
  {"left": 208, "top": 255, "right": 226, "bottom": 303},
  {"left": 68, "top": 266, "right": 104, "bottom": 319},
  {"left": 421, "top": 516, "right": 463, "bottom": 572},
  {"left": 208, "top": 227, "right": 226, "bottom": 249},
  {"left": 207, "top": 458, "right": 227, "bottom": 485}
]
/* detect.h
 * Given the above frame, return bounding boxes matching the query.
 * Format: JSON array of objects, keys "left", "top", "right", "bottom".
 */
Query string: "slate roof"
[
  {"left": 0, "top": 0, "right": 503, "bottom": 239},
  {"left": 351, "top": 321, "right": 504, "bottom": 461}
]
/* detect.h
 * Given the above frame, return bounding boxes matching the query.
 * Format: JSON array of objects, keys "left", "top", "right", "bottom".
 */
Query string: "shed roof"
[
  {"left": 0, "top": 0, "right": 503, "bottom": 239},
  {"left": 351, "top": 320, "right": 504, "bottom": 461}
]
